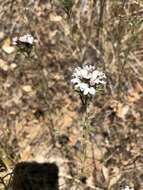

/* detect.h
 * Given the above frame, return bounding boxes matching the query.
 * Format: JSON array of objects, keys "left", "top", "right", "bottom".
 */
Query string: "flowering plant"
[
  {"left": 12, "top": 34, "right": 36, "bottom": 46},
  {"left": 121, "top": 186, "right": 134, "bottom": 190},
  {"left": 71, "top": 65, "right": 106, "bottom": 96},
  {"left": 12, "top": 33, "right": 37, "bottom": 55},
  {"left": 71, "top": 64, "right": 106, "bottom": 110}
]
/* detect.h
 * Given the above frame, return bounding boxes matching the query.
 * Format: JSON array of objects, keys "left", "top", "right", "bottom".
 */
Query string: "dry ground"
[{"left": 0, "top": 0, "right": 143, "bottom": 189}]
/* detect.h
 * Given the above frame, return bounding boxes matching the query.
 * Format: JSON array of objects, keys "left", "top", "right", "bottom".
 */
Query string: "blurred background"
[{"left": 0, "top": 0, "right": 143, "bottom": 189}]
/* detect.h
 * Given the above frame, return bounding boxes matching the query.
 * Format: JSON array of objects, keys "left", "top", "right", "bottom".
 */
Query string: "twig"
[{"left": 0, "top": 177, "right": 7, "bottom": 190}]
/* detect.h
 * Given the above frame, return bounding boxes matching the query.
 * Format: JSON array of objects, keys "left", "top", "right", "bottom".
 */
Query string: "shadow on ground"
[{"left": 11, "top": 162, "right": 59, "bottom": 190}]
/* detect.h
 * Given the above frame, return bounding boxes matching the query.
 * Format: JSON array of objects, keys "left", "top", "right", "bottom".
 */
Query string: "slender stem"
[
  {"left": 96, "top": 0, "right": 106, "bottom": 42},
  {"left": 81, "top": 108, "right": 90, "bottom": 173}
]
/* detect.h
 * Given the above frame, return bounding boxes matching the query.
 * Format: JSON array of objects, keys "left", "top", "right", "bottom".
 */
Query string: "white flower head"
[
  {"left": 121, "top": 186, "right": 134, "bottom": 190},
  {"left": 12, "top": 34, "right": 36, "bottom": 45},
  {"left": 71, "top": 64, "right": 106, "bottom": 96},
  {"left": 19, "top": 34, "right": 35, "bottom": 44}
]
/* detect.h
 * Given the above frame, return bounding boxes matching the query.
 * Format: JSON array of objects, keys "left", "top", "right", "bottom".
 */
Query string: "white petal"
[
  {"left": 83, "top": 88, "right": 89, "bottom": 95},
  {"left": 99, "top": 80, "right": 106, "bottom": 84},
  {"left": 71, "top": 78, "right": 80, "bottom": 84},
  {"left": 28, "top": 36, "right": 34, "bottom": 44},
  {"left": 90, "top": 79, "right": 96, "bottom": 86},
  {"left": 19, "top": 36, "right": 26, "bottom": 42},
  {"left": 81, "top": 69, "right": 88, "bottom": 78},
  {"left": 89, "top": 87, "right": 96, "bottom": 95},
  {"left": 12, "top": 37, "right": 18, "bottom": 45},
  {"left": 93, "top": 70, "right": 100, "bottom": 76},
  {"left": 83, "top": 69, "right": 92, "bottom": 79},
  {"left": 79, "top": 82, "right": 88, "bottom": 91}
]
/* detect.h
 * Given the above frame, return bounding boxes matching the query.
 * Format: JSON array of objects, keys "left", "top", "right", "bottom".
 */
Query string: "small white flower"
[
  {"left": 83, "top": 86, "right": 96, "bottom": 95},
  {"left": 71, "top": 64, "right": 106, "bottom": 96},
  {"left": 75, "top": 82, "right": 88, "bottom": 92},
  {"left": 19, "top": 34, "right": 34, "bottom": 44},
  {"left": 121, "top": 186, "right": 134, "bottom": 190},
  {"left": 81, "top": 69, "right": 90, "bottom": 79},
  {"left": 90, "top": 70, "right": 106, "bottom": 86},
  {"left": 12, "top": 34, "right": 36, "bottom": 45},
  {"left": 88, "top": 87, "right": 96, "bottom": 95}
]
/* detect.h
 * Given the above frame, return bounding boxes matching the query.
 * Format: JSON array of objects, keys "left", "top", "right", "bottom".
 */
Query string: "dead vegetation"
[{"left": 0, "top": 0, "right": 143, "bottom": 189}]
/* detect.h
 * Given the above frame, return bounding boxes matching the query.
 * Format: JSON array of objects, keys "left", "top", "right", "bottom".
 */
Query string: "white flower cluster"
[
  {"left": 12, "top": 34, "right": 35, "bottom": 45},
  {"left": 71, "top": 65, "right": 106, "bottom": 96},
  {"left": 121, "top": 186, "right": 134, "bottom": 190}
]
